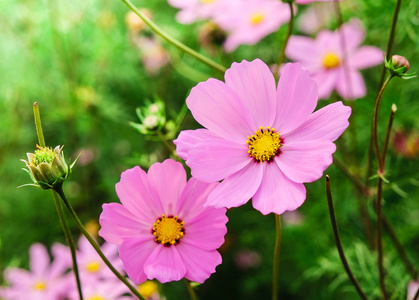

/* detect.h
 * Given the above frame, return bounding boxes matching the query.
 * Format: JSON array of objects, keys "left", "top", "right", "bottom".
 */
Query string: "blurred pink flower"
[
  {"left": 99, "top": 159, "right": 228, "bottom": 284},
  {"left": 167, "top": 0, "right": 221, "bottom": 24},
  {"left": 174, "top": 59, "right": 351, "bottom": 215},
  {"left": 392, "top": 128, "right": 419, "bottom": 159},
  {"left": 138, "top": 37, "right": 170, "bottom": 76},
  {"left": 286, "top": 18, "right": 383, "bottom": 100},
  {"left": 213, "top": 0, "right": 290, "bottom": 52},
  {"left": 407, "top": 280, "right": 419, "bottom": 300},
  {"left": 297, "top": 2, "right": 335, "bottom": 34},
  {"left": 234, "top": 249, "right": 261, "bottom": 270},
  {"left": 1, "top": 243, "right": 70, "bottom": 300},
  {"left": 67, "top": 278, "right": 132, "bottom": 300},
  {"left": 75, "top": 235, "right": 124, "bottom": 282}
]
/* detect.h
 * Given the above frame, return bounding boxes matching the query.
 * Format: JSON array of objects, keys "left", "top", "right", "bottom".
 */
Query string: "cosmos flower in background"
[
  {"left": 167, "top": 0, "right": 221, "bottom": 24},
  {"left": 286, "top": 18, "right": 383, "bottom": 100},
  {"left": 297, "top": 2, "right": 335, "bottom": 34},
  {"left": 174, "top": 59, "right": 351, "bottom": 215},
  {"left": 99, "top": 159, "right": 228, "bottom": 284},
  {"left": 0, "top": 243, "right": 70, "bottom": 300}
]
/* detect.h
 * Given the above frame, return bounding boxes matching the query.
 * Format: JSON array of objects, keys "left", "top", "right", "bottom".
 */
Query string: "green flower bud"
[
  {"left": 21, "top": 145, "right": 77, "bottom": 190},
  {"left": 130, "top": 97, "right": 166, "bottom": 135},
  {"left": 385, "top": 55, "right": 416, "bottom": 79}
]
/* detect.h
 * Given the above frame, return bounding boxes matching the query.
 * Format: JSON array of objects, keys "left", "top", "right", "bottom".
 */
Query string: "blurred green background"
[{"left": 1, "top": 0, "right": 419, "bottom": 299}]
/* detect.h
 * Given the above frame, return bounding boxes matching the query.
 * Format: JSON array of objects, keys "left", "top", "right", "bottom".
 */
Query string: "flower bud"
[
  {"left": 391, "top": 55, "right": 410, "bottom": 72},
  {"left": 21, "top": 145, "right": 76, "bottom": 190},
  {"left": 130, "top": 98, "right": 166, "bottom": 135}
]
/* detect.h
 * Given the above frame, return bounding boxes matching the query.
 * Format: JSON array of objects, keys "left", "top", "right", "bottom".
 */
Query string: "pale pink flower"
[
  {"left": 213, "top": 0, "right": 290, "bottom": 52},
  {"left": 286, "top": 18, "right": 383, "bottom": 100},
  {"left": 99, "top": 159, "right": 228, "bottom": 284},
  {"left": 1, "top": 243, "right": 70, "bottom": 300},
  {"left": 167, "top": 0, "right": 222, "bottom": 24},
  {"left": 135, "top": 37, "right": 169, "bottom": 76},
  {"left": 75, "top": 235, "right": 124, "bottom": 282},
  {"left": 174, "top": 59, "right": 351, "bottom": 215},
  {"left": 67, "top": 278, "right": 133, "bottom": 300},
  {"left": 407, "top": 280, "right": 419, "bottom": 300}
]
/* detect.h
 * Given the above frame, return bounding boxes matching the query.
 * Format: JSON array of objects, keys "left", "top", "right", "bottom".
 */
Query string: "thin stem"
[
  {"left": 382, "top": 104, "right": 397, "bottom": 166},
  {"left": 414, "top": 286, "right": 419, "bottom": 300},
  {"left": 120, "top": 0, "right": 226, "bottom": 74},
  {"left": 273, "top": 1, "right": 294, "bottom": 80},
  {"left": 325, "top": 176, "right": 369, "bottom": 300},
  {"left": 372, "top": 75, "right": 393, "bottom": 172},
  {"left": 272, "top": 214, "right": 282, "bottom": 300},
  {"left": 376, "top": 177, "right": 387, "bottom": 300},
  {"left": 54, "top": 187, "right": 146, "bottom": 300},
  {"left": 184, "top": 279, "right": 198, "bottom": 300},
  {"left": 382, "top": 215, "right": 418, "bottom": 279},
  {"left": 156, "top": 130, "right": 177, "bottom": 157},
  {"left": 33, "top": 103, "right": 46, "bottom": 147},
  {"left": 377, "top": 0, "right": 403, "bottom": 89},
  {"left": 52, "top": 190, "right": 83, "bottom": 300}
]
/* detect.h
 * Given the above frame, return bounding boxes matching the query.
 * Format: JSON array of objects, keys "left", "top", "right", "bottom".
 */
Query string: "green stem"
[
  {"left": 156, "top": 130, "right": 177, "bottom": 158},
  {"left": 54, "top": 187, "right": 146, "bottom": 300},
  {"left": 376, "top": 177, "right": 387, "bottom": 300},
  {"left": 273, "top": 1, "right": 294, "bottom": 80},
  {"left": 120, "top": 0, "right": 226, "bottom": 74},
  {"left": 33, "top": 103, "right": 46, "bottom": 148},
  {"left": 372, "top": 76, "right": 393, "bottom": 172},
  {"left": 325, "top": 176, "right": 369, "bottom": 300},
  {"left": 382, "top": 104, "right": 397, "bottom": 166},
  {"left": 52, "top": 190, "right": 83, "bottom": 300},
  {"left": 272, "top": 214, "right": 282, "bottom": 300},
  {"left": 377, "top": 0, "right": 403, "bottom": 89},
  {"left": 184, "top": 279, "right": 198, "bottom": 300}
]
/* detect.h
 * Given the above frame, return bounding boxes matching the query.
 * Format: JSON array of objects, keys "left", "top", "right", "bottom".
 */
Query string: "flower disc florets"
[
  {"left": 21, "top": 145, "right": 77, "bottom": 190},
  {"left": 152, "top": 215, "right": 185, "bottom": 246},
  {"left": 247, "top": 127, "right": 282, "bottom": 162}
]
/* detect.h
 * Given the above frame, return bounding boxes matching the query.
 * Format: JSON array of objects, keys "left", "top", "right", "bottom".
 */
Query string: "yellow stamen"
[
  {"left": 138, "top": 281, "right": 159, "bottom": 298},
  {"left": 201, "top": 0, "right": 214, "bottom": 3},
  {"left": 323, "top": 53, "right": 340, "bottom": 69},
  {"left": 152, "top": 215, "right": 185, "bottom": 246},
  {"left": 246, "top": 127, "right": 282, "bottom": 162},
  {"left": 86, "top": 261, "right": 101, "bottom": 273},
  {"left": 250, "top": 13, "right": 264, "bottom": 25},
  {"left": 87, "top": 296, "right": 105, "bottom": 300},
  {"left": 33, "top": 281, "right": 46, "bottom": 291}
]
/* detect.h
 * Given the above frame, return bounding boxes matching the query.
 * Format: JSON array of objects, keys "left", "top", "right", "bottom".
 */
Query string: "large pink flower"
[
  {"left": 99, "top": 159, "right": 228, "bottom": 284},
  {"left": 213, "top": 0, "right": 290, "bottom": 52},
  {"left": 286, "top": 18, "right": 383, "bottom": 100},
  {"left": 174, "top": 59, "right": 351, "bottom": 215}
]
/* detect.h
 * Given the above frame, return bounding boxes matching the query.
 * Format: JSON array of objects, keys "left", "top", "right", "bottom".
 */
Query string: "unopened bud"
[
  {"left": 385, "top": 55, "right": 415, "bottom": 79},
  {"left": 391, "top": 55, "right": 410, "bottom": 72}
]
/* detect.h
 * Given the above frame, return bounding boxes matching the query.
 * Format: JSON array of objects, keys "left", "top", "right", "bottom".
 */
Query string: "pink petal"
[
  {"left": 224, "top": 59, "right": 277, "bottom": 127},
  {"left": 273, "top": 63, "right": 318, "bottom": 134},
  {"left": 339, "top": 18, "right": 365, "bottom": 53},
  {"left": 176, "top": 177, "right": 219, "bottom": 220},
  {"left": 187, "top": 138, "right": 252, "bottom": 182},
  {"left": 316, "top": 30, "right": 340, "bottom": 54},
  {"left": 147, "top": 160, "right": 186, "bottom": 216},
  {"left": 276, "top": 141, "right": 336, "bottom": 183},
  {"left": 177, "top": 244, "right": 222, "bottom": 283},
  {"left": 311, "top": 69, "right": 339, "bottom": 100},
  {"left": 336, "top": 69, "right": 366, "bottom": 100},
  {"left": 4, "top": 268, "right": 32, "bottom": 286},
  {"left": 119, "top": 238, "right": 157, "bottom": 284},
  {"left": 283, "top": 101, "right": 351, "bottom": 142},
  {"left": 116, "top": 166, "right": 161, "bottom": 222},
  {"left": 174, "top": 129, "right": 219, "bottom": 160},
  {"left": 350, "top": 46, "right": 384, "bottom": 70},
  {"left": 182, "top": 207, "right": 228, "bottom": 250},
  {"left": 50, "top": 243, "right": 72, "bottom": 277},
  {"left": 30, "top": 243, "right": 49, "bottom": 277},
  {"left": 143, "top": 246, "right": 186, "bottom": 283},
  {"left": 206, "top": 162, "right": 263, "bottom": 208},
  {"left": 286, "top": 36, "right": 321, "bottom": 68},
  {"left": 252, "top": 164, "right": 306, "bottom": 215},
  {"left": 186, "top": 78, "right": 253, "bottom": 143},
  {"left": 99, "top": 203, "right": 152, "bottom": 245}
]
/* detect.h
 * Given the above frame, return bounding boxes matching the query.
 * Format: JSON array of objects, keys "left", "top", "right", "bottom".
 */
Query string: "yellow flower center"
[
  {"left": 86, "top": 261, "right": 101, "bottom": 273},
  {"left": 247, "top": 127, "right": 282, "bottom": 162},
  {"left": 201, "top": 0, "right": 214, "bottom": 3},
  {"left": 138, "top": 281, "right": 159, "bottom": 298},
  {"left": 250, "top": 13, "right": 264, "bottom": 25},
  {"left": 33, "top": 281, "right": 46, "bottom": 291},
  {"left": 323, "top": 53, "right": 340, "bottom": 69},
  {"left": 152, "top": 215, "right": 185, "bottom": 246},
  {"left": 87, "top": 296, "right": 105, "bottom": 300}
]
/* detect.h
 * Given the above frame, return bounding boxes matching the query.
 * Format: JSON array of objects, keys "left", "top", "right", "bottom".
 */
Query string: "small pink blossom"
[
  {"left": 67, "top": 277, "right": 132, "bottom": 300},
  {"left": 213, "top": 0, "right": 290, "bottom": 52},
  {"left": 174, "top": 59, "right": 351, "bottom": 215},
  {"left": 167, "top": 0, "right": 221, "bottom": 24},
  {"left": 1, "top": 243, "right": 70, "bottom": 300},
  {"left": 286, "top": 18, "right": 383, "bottom": 100},
  {"left": 99, "top": 159, "right": 228, "bottom": 284}
]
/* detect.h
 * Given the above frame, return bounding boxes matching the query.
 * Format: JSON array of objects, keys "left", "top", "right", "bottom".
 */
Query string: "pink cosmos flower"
[
  {"left": 174, "top": 59, "right": 351, "bottom": 215},
  {"left": 98, "top": 159, "right": 228, "bottom": 284},
  {"left": 1, "top": 243, "right": 70, "bottom": 300},
  {"left": 285, "top": 18, "right": 383, "bottom": 100},
  {"left": 212, "top": 0, "right": 290, "bottom": 52},
  {"left": 167, "top": 0, "right": 221, "bottom": 24},
  {"left": 67, "top": 278, "right": 133, "bottom": 300}
]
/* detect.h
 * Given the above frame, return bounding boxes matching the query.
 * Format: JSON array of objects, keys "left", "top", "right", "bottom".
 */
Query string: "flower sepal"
[{"left": 385, "top": 55, "right": 416, "bottom": 79}]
